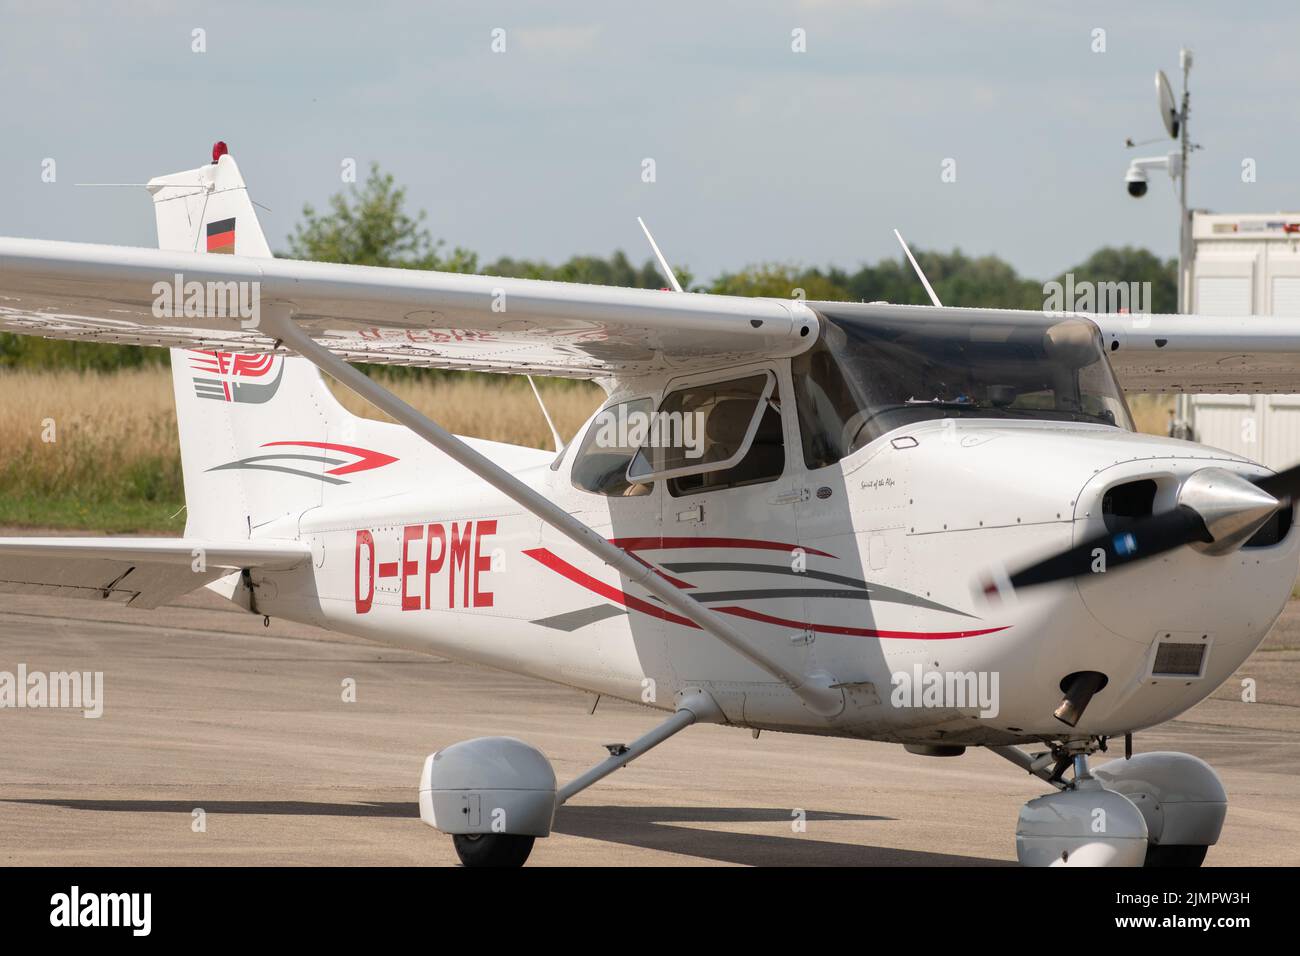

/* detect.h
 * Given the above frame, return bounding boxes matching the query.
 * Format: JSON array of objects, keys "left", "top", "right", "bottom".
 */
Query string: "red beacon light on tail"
[{"left": 211, "top": 141, "right": 229, "bottom": 164}]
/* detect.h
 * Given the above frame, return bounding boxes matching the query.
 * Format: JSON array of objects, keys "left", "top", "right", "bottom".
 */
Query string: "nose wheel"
[
  {"left": 1144, "top": 843, "right": 1209, "bottom": 867},
  {"left": 452, "top": 833, "right": 536, "bottom": 868},
  {"left": 994, "top": 742, "right": 1225, "bottom": 867}
]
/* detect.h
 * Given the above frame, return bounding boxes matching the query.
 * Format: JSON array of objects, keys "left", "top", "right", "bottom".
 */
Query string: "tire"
[
  {"left": 1144, "top": 844, "right": 1208, "bottom": 868},
  {"left": 452, "top": 833, "right": 535, "bottom": 868}
]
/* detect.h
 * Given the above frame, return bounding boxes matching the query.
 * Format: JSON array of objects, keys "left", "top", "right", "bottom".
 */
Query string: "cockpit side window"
[
  {"left": 667, "top": 382, "right": 786, "bottom": 496},
  {"left": 570, "top": 398, "right": 655, "bottom": 497}
]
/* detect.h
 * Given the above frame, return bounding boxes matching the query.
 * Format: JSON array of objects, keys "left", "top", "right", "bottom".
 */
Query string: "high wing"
[
  {"left": 0, "top": 237, "right": 815, "bottom": 380},
  {"left": 806, "top": 302, "right": 1300, "bottom": 394},
  {"left": 4, "top": 236, "right": 1298, "bottom": 389},
  {"left": 1091, "top": 312, "right": 1300, "bottom": 393},
  {"left": 0, "top": 538, "right": 310, "bottom": 609}
]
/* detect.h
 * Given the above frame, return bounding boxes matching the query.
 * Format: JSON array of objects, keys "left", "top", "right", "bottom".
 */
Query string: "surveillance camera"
[{"left": 1125, "top": 164, "right": 1148, "bottom": 198}]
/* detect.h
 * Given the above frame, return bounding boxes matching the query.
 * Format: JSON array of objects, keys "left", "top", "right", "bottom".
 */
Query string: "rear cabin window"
[{"left": 570, "top": 398, "right": 655, "bottom": 497}]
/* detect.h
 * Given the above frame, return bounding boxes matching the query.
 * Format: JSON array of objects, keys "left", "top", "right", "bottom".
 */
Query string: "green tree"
[
  {"left": 1054, "top": 246, "right": 1178, "bottom": 313},
  {"left": 707, "top": 264, "right": 847, "bottom": 300},
  {"left": 486, "top": 250, "right": 674, "bottom": 289},
  {"left": 286, "top": 162, "right": 477, "bottom": 272},
  {"left": 0, "top": 336, "right": 166, "bottom": 371}
]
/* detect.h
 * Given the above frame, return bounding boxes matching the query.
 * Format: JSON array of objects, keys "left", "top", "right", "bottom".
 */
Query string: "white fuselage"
[{"left": 253, "top": 390, "right": 1299, "bottom": 748}]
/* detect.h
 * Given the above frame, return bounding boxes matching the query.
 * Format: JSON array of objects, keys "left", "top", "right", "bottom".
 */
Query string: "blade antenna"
[
  {"left": 893, "top": 229, "right": 943, "bottom": 307},
  {"left": 637, "top": 217, "right": 684, "bottom": 293},
  {"left": 527, "top": 375, "right": 564, "bottom": 453}
]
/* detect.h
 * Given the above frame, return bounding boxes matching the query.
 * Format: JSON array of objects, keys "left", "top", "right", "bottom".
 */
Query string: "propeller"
[
  {"left": 991, "top": 465, "right": 1294, "bottom": 593},
  {"left": 1252, "top": 461, "right": 1300, "bottom": 501}
]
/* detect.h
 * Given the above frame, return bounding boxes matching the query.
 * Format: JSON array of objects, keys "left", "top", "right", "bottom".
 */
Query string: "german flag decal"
[{"left": 206, "top": 218, "right": 236, "bottom": 254}]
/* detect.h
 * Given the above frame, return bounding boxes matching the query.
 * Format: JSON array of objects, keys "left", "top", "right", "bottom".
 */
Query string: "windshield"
[{"left": 792, "top": 306, "right": 1134, "bottom": 470}]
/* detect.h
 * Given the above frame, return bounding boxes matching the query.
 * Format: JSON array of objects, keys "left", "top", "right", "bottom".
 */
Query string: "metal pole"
[
  {"left": 1179, "top": 49, "right": 1191, "bottom": 315},
  {"left": 1176, "top": 49, "right": 1193, "bottom": 434}
]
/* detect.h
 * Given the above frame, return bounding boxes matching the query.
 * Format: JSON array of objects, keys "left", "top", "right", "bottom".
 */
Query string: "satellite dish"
[{"left": 1156, "top": 70, "right": 1180, "bottom": 139}]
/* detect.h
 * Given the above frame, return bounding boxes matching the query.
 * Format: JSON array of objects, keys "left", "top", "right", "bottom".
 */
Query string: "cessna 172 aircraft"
[{"left": 4, "top": 145, "right": 1300, "bottom": 867}]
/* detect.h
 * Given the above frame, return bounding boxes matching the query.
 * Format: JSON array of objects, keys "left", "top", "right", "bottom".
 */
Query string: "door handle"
[
  {"left": 769, "top": 488, "right": 809, "bottom": 505},
  {"left": 676, "top": 504, "right": 704, "bottom": 523}
]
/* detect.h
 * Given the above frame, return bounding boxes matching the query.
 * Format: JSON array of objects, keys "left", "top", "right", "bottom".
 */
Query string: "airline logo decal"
[
  {"left": 207, "top": 441, "right": 398, "bottom": 484},
  {"left": 206, "top": 217, "right": 236, "bottom": 254},
  {"left": 190, "top": 350, "right": 284, "bottom": 404}
]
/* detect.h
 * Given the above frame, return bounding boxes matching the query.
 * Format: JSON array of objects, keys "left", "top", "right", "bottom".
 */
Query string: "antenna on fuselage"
[
  {"left": 893, "top": 229, "right": 943, "bottom": 307},
  {"left": 637, "top": 217, "right": 684, "bottom": 293},
  {"left": 527, "top": 375, "right": 564, "bottom": 453}
]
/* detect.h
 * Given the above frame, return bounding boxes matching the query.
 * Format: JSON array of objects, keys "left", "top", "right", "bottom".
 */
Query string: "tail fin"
[
  {"left": 147, "top": 146, "right": 273, "bottom": 257},
  {"left": 149, "top": 149, "right": 377, "bottom": 538},
  {"left": 148, "top": 146, "right": 545, "bottom": 540}
]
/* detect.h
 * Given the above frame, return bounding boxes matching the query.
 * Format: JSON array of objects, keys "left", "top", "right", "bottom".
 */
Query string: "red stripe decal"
[
  {"left": 261, "top": 441, "right": 398, "bottom": 475},
  {"left": 610, "top": 536, "right": 835, "bottom": 559},
  {"left": 714, "top": 606, "right": 1008, "bottom": 641},
  {"left": 524, "top": 548, "right": 1003, "bottom": 640},
  {"left": 523, "top": 548, "right": 698, "bottom": 627}
]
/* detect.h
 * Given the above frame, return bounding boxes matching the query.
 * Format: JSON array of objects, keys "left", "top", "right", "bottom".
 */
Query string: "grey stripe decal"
[
  {"left": 206, "top": 455, "right": 349, "bottom": 485},
  {"left": 531, "top": 604, "right": 628, "bottom": 631},
  {"left": 664, "top": 561, "right": 868, "bottom": 589},
  {"left": 661, "top": 561, "right": 973, "bottom": 618}
]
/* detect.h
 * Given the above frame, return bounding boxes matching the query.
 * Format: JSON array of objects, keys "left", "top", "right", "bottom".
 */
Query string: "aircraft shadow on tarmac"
[
  {"left": 4, "top": 798, "right": 415, "bottom": 818},
  {"left": 5, "top": 798, "right": 1006, "bottom": 866},
  {"left": 551, "top": 805, "right": 1006, "bottom": 866}
]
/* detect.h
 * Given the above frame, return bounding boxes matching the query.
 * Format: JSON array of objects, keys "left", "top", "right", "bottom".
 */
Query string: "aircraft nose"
[
  {"left": 1026, "top": 456, "right": 1300, "bottom": 649},
  {"left": 1001, "top": 462, "right": 1286, "bottom": 592}
]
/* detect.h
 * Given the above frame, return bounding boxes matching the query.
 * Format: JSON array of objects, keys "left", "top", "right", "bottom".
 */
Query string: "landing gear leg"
[{"left": 419, "top": 690, "right": 724, "bottom": 867}]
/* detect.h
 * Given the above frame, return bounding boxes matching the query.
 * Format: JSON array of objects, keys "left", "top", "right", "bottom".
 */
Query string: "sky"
[{"left": 2, "top": 1, "right": 1298, "bottom": 283}]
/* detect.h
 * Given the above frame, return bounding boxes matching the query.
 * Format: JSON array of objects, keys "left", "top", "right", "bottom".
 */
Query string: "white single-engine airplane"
[{"left": 4, "top": 146, "right": 1300, "bottom": 867}]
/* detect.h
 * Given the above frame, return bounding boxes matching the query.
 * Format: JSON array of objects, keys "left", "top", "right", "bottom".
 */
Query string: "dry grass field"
[
  {"left": 0, "top": 366, "right": 1174, "bottom": 531},
  {"left": 0, "top": 367, "right": 602, "bottom": 531}
]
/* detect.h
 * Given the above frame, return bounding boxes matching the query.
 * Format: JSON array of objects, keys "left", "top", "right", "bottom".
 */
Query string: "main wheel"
[
  {"left": 452, "top": 833, "right": 535, "bottom": 868},
  {"left": 1144, "top": 843, "right": 1208, "bottom": 867}
]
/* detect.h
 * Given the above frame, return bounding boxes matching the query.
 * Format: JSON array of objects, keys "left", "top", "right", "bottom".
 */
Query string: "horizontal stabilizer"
[{"left": 0, "top": 537, "right": 310, "bottom": 609}]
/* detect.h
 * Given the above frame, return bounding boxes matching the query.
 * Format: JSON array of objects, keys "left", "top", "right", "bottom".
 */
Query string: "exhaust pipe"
[{"left": 1054, "top": 671, "right": 1109, "bottom": 727}]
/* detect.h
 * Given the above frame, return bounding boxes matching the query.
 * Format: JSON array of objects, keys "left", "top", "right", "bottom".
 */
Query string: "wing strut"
[
  {"left": 266, "top": 310, "right": 842, "bottom": 717},
  {"left": 526, "top": 375, "right": 563, "bottom": 453}
]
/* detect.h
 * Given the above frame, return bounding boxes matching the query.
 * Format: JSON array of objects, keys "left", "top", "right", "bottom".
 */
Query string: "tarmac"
[{"left": 2, "top": 583, "right": 1299, "bottom": 866}]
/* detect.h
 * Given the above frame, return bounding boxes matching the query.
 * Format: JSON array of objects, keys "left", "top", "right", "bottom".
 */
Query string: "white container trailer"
[{"left": 1185, "top": 211, "right": 1300, "bottom": 467}]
